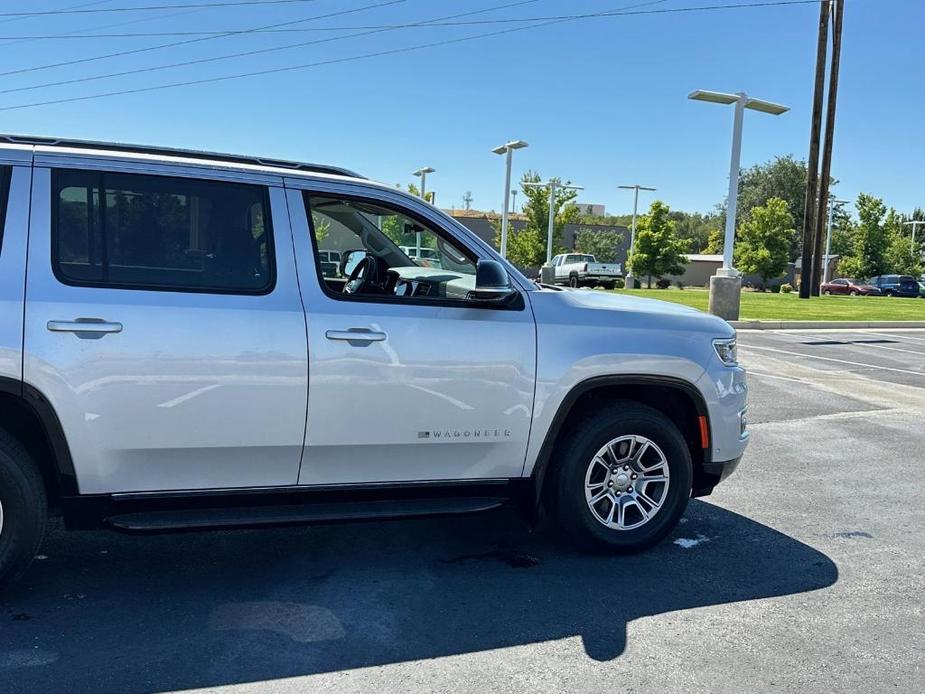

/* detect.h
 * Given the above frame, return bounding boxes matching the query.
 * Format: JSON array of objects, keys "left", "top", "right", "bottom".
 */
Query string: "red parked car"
[{"left": 821, "top": 278, "right": 882, "bottom": 296}]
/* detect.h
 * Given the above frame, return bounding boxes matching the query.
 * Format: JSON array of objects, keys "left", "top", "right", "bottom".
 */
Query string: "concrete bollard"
[{"left": 709, "top": 274, "right": 742, "bottom": 321}]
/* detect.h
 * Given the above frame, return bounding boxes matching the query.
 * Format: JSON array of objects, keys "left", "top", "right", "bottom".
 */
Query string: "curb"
[{"left": 729, "top": 320, "right": 925, "bottom": 330}]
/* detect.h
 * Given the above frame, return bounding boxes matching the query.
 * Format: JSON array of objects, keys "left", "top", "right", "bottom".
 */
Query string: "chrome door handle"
[
  {"left": 47, "top": 319, "right": 123, "bottom": 334},
  {"left": 325, "top": 329, "right": 387, "bottom": 343}
]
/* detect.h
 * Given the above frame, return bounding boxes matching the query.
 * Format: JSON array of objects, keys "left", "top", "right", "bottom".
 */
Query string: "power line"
[
  {"left": 0, "top": 0, "right": 379, "bottom": 79},
  {"left": 0, "top": 0, "right": 543, "bottom": 90},
  {"left": 0, "top": 0, "right": 821, "bottom": 37},
  {"left": 0, "top": 0, "right": 821, "bottom": 112},
  {"left": 0, "top": 0, "right": 353, "bottom": 18}
]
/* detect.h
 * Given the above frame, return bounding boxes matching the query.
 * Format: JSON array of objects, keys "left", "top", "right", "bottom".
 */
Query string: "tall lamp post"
[
  {"left": 618, "top": 184, "right": 656, "bottom": 288},
  {"left": 412, "top": 166, "right": 435, "bottom": 257},
  {"left": 688, "top": 90, "right": 789, "bottom": 320},
  {"left": 823, "top": 197, "right": 851, "bottom": 284},
  {"left": 492, "top": 140, "right": 529, "bottom": 259},
  {"left": 523, "top": 179, "right": 583, "bottom": 266},
  {"left": 903, "top": 220, "right": 925, "bottom": 260}
]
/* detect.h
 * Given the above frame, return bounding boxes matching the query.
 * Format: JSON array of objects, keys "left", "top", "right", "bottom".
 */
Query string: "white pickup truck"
[{"left": 550, "top": 253, "right": 622, "bottom": 289}]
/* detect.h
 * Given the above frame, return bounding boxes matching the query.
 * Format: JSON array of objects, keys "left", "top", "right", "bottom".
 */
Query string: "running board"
[{"left": 104, "top": 497, "right": 507, "bottom": 533}]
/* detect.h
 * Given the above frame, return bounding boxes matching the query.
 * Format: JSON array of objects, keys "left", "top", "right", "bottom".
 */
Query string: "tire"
[
  {"left": 884, "top": 290, "right": 894, "bottom": 297},
  {"left": 823, "top": 289, "right": 832, "bottom": 295},
  {"left": 849, "top": 289, "right": 859, "bottom": 296},
  {"left": 569, "top": 275, "right": 579, "bottom": 289},
  {"left": 548, "top": 402, "right": 692, "bottom": 553},
  {"left": 0, "top": 430, "right": 47, "bottom": 586}
]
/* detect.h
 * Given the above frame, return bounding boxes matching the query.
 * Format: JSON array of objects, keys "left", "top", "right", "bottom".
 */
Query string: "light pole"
[
  {"left": 618, "top": 184, "right": 656, "bottom": 288},
  {"left": 492, "top": 140, "right": 528, "bottom": 258},
  {"left": 689, "top": 89, "right": 789, "bottom": 320},
  {"left": 523, "top": 179, "right": 583, "bottom": 265},
  {"left": 412, "top": 166, "right": 435, "bottom": 257},
  {"left": 823, "top": 197, "right": 850, "bottom": 284},
  {"left": 903, "top": 220, "right": 925, "bottom": 260}
]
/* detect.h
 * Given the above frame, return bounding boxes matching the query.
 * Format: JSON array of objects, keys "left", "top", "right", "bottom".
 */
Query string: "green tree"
[
  {"left": 705, "top": 227, "right": 724, "bottom": 255},
  {"left": 722, "top": 155, "right": 813, "bottom": 260},
  {"left": 628, "top": 201, "right": 688, "bottom": 287},
  {"left": 838, "top": 194, "right": 891, "bottom": 279},
  {"left": 574, "top": 228, "right": 625, "bottom": 263},
  {"left": 671, "top": 211, "right": 721, "bottom": 254},
  {"left": 733, "top": 197, "right": 795, "bottom": 286},
  {"left": 500, "top": 171, "right": 580, "bottom": 268}
]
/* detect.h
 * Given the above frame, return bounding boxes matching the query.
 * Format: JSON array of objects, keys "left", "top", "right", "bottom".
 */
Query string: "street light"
[
  {"left": 823, "top": 197, "right": 851, "bottom": 284},
  {"left": 688, "top": 90, "right": 789, "bottom": 275},
  {"left": 618, "top": 184, "right": 656, "bottom": 288},
  {"left": 903, "top": 220, "right": 925, "bottom": 259},
  {"left": 689, "top": 89, "right": 789, "bottom": 321},
  {"left": 412, "top": 166, "right": 435, "bottom": 257},
  {"left": 492, "top": 140, "right": 529, "bottom": 258},
  {"left": 523, "top": 179, "right": 583, "bottom": 265},
  {"left": 412, "top": 166, "right": 435, "bottom": 200}
]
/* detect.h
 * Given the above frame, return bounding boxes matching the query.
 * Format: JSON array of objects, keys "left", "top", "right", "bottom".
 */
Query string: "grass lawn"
[{"left": 613, "top": 288, "right": 925, "bottom": 321}]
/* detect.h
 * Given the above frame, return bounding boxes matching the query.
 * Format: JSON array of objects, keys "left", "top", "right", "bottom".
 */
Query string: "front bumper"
[{"left": 692, "top": 456, "right": 742, "bottom": 497}]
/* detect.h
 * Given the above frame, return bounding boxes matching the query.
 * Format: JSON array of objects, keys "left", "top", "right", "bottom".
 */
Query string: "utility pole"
[
  {"left": 618, "top": 184, "right": 656, "bottom": 288},
  {"left": 811, "top": 0, "right": 845, "bottom": 296},
  {"left": 799, "top": 0, "right": 831, "bottom": 298},
  {"left": 523, "top": 179, "right": 583, "bottom": 265}
]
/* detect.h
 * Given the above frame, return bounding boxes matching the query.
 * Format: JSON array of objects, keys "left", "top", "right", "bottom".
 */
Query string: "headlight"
[{"left": 713, "top": 337, "right": 738, "bottom": 366}]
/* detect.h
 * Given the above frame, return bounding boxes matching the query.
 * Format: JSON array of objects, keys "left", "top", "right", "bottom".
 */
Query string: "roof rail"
[{"left": 0, "top": 134, "right": 364, "bottom": 179}]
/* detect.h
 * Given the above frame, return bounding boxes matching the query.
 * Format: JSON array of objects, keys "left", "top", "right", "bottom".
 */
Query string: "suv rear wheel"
[
  {"left": 0, "top": 430, "right": 47, "bottom": 585},
  {"left": 549, "top": 402, "right": 692, "bottom": 553}
]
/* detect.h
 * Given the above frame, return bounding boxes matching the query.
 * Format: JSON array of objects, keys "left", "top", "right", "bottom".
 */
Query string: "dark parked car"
[
  {"left": 821, "top": 278, "right": 881, "bottom": 296},
  {"left": 867, "top": 275, "right": 920, "bottom": 297}
]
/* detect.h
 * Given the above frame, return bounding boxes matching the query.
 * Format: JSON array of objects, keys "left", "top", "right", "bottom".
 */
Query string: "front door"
[
  {"left": 24, "top": 164, "right": 308, "bottom": 494},
  {"left": 288, "top": 186, "right": 536, "bottom": 485}
]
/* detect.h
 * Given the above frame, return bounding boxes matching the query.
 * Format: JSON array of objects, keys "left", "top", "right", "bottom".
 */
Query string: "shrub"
[
  {"left": 780, "top": 283, "right": 793, "bottom": 294},
  {"left": 655, "top": 278, "right": 671, "bottom": 289},
  {"left": 614, "top": 278, "right": 625, "bottom": 289},
  {"left": 676, "top": 281, "right": 685, "bottom": 290}
]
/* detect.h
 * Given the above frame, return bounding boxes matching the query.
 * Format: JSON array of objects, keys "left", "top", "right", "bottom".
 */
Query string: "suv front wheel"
[
  {"left": 0, "top": 431, "right": 47, "bottom": 586},
  {"left": 549, "top": 402, "right": 692, "bottom": 553}
]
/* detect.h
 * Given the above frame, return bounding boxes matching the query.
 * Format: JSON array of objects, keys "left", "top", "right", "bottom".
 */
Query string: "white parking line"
[
  {"left": 741, "top": 344, "right": 925, "bottom": 377},
  {"left": 861, "top": 331, "right": 925, "bottom": 344},
  {"left": 793, "top": 336, "right": 925, "bottom": 357}
]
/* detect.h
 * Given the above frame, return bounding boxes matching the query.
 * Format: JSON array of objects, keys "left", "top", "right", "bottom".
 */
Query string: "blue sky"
[{"left": 0, "top": 0, "right": 917, "bottom": 217}]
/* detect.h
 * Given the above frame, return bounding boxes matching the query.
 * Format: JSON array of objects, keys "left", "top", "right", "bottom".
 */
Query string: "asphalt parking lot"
[{"left": 1, "top": 329, "right": 923, "bottom": 694}]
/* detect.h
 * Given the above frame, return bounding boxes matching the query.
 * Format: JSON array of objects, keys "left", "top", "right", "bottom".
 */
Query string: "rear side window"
[
  {"left": 0, "top": 166, "right": 11, "bottom": 253},
  {"left": 52, "top": 169, "right": 274, "bottom": 294}
]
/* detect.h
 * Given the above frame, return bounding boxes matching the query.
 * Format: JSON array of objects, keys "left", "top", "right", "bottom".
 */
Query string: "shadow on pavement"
[{"left": 0, "top": 500, "right": 837, "bottom": 693}]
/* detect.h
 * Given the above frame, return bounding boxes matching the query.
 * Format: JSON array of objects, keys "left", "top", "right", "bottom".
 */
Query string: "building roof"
[{"left": 684, "top": 254, "right": 724, "bottom": 263}]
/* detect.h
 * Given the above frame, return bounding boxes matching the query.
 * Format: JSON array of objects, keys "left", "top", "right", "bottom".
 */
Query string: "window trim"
[
  {"left": 50, "top": 168, "right": 277, "bottom": 296},
  {"left": 0, "top": 166, "right": 12, "bottom": 255},
  {"left": 302, "top": 190, "right": 523, "bottom": 311}
]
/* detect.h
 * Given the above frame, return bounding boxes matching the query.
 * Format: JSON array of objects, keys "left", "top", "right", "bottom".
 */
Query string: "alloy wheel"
[{"left": 584, "top": 435, "right": 670, "bottom": 530}]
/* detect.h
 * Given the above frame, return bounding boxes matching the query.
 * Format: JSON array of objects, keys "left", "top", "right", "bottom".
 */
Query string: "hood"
[{"left": 531, "top": 287, "right": 734, "bottom": 336}]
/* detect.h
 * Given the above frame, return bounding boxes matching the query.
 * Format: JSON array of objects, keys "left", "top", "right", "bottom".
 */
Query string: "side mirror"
[
  {"left": 469, "top": 259, "right": 517, "bottom": 303},
  {"left": 340, "top": 249, "right": 367, "bottom": 278}
]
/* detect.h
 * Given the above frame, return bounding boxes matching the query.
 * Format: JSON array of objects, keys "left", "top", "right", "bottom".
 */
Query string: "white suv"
[{"left": 0, "top": 136, "right": 748, "bottom": 585}]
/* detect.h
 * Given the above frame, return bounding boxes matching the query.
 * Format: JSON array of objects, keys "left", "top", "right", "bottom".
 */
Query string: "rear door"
[
  {"left": 286, "top": 182, "right": 536, "bottom": 485},
  {"left": 23, "top": 157, "right": 308, "bottom": 494}
]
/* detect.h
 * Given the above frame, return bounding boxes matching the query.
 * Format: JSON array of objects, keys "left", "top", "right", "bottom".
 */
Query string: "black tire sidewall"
[
  {"left": 0, "top": 439, "right": 46, "bottom": 584},
  {"left": 554, "top": 405, "right": 692, "bottom": 553}
]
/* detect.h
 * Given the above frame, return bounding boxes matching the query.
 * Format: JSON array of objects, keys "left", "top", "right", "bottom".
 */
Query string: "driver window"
[{"left": 304, "top": 193, "right": 478, "bottom": 302}]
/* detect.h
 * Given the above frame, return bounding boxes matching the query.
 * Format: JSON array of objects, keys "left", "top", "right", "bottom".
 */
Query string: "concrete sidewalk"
[{"left": 730, "top": 319, "right": 925, "bottom": 330}]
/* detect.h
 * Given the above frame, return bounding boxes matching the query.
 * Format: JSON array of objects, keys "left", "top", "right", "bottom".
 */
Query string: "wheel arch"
[
  {"left": 0, "top": 376, "right": 79, "bottom": 505},
  {"left": 528, "top": 375, "right": 713, "bottom": 513}
]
